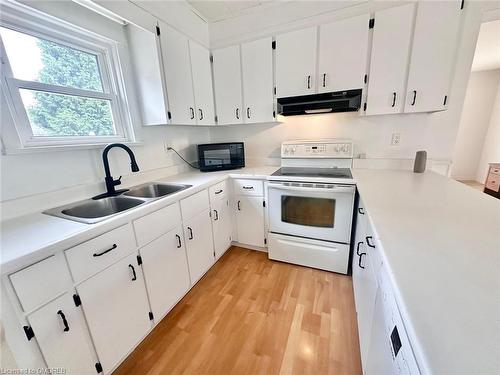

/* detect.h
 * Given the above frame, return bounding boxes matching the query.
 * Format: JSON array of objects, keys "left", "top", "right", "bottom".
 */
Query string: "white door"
[
  {"left": 77, "top": 253, "right": 151, "bottom": 374},
  {"left": 184, "top": 209, "right": 215, "bottom": 284},
  {"left": 275, "top": 27, "right": 317, "bottom": 98},
  {"left": 366, "top": 4, "right": 415, "bottom": 115},
  {"left": 241, "top": 37, "right": 274, "bottom": 123},
  {"left": 189, "top": 40, "right": 215, "bottom": 125},
  {"left": 236, "top": 196, "right": 265, "bottom": 247},
  {"left": 159, "top": 22, "right": 196, "bottom": 124},
  {"left": 405, "top": 1, "right": 462, "bottom": 113},
  {"left": 27, "top": 293, "right": 98, "bottom": 375},
  {"left": 212, "top": 45, "right": 243, "bottom": 125},
  {"left": 318, "top": 14, "right": 370, "bottom": 93},
  {"left": 211, "top": 198, "right": 231, "bottom": 259},
  {"left": 139, "top": 226, "right": 191, "bottom": 321}
]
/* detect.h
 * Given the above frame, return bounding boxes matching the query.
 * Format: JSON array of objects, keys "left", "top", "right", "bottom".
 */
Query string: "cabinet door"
[
  {"left": 212, "top": 45, "right": 243, "bottom": 125},
  {"left": 405, "top": 1, "right": 462, "bottom": 113},
  {"left": 159, "top": 23, "right": 196, "bottom": 124},
  {"left": 140, "top": 226, "right": 191, "bottom": 321},
  {"left": 275, "top": 27, "right": 317, "bottom": 98},
  {"left": 241, "top": 37, "right": 274, "bottom": 123},
  {"left": 189, "top": 40, "right": 215, "bottom": 125},
  {"left": 77, "top": 253, "right": 151, "bottom": 374},
  {"left": 27, "top": 293, "right": 97, "bottom": 375},
  {"left": 212, "top": 198, "right": 231, "bottom": 259},
  {"left": 184, "top": 209, "right": 215, "bottom": 284},
  {"left": 318, "top": 14, "right": 370, "bottom": 93},
  {"left": 235, "top": 196, "right": 265, "bottom": 247},
  {"left": 366, "top": 4, "right": 415, "bottom": 115}
]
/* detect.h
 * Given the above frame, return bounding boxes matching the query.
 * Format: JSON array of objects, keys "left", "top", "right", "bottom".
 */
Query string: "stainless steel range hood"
[{"left": 277, "top": 89, "right": 362, "bottom": 116}]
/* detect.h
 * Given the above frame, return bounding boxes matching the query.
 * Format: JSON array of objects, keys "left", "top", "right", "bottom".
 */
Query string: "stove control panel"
[{"left": 282, "top": 141, "right": 353, "bottom": 158}]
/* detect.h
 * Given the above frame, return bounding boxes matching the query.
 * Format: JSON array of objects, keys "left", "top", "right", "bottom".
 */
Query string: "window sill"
[{"left": 2, "top": 141, "right": 144, "bottom": 155}]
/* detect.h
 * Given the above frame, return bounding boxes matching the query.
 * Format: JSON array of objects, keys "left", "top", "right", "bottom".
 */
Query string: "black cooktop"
[{"left": 271, "top": 167, "right": 352, "bottom": 179}]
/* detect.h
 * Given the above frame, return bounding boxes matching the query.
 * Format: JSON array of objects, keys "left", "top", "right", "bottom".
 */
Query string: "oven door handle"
[{"left": 268, "top": 183, "right": 355, "bottom": 194}]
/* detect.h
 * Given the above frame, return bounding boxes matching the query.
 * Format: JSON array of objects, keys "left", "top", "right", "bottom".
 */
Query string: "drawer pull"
[
  {"left": 358, "top": 207, "right": 365, "bottom": 215},
  {"left": 93, "top": 244, "right": 117, "bottom": 257},
  {"left": 366, "top": 236, "right": 375, "bottom": 248},
  {"left": 128, "top": 264, "right": 137, "bottom": 281},
  {"left": 356, "top": 241, "right": 363, "bottom": 256},
  {"left": 213, "top": 209, "right": 219, "bottom": 221},
  {"left": 187, "top": 227, "right": 194, "bottom": 240},
  {"left": 242, "top": 186, "right": 254, "bottom": 190},
  {"left": 175, "top": 234, "right": 182, "bottom": 248},
  {"left": 237, "top": 200, "right": 241, "bottom": 211},
  {"left": 57, "top": 310, "right": 69, "bottom": 332},
  {"left": 358, "top": 252, "right": 366, "bottom": 269},
  {"left": 215, "top": 189, "right": 223, "bottom": 195}
]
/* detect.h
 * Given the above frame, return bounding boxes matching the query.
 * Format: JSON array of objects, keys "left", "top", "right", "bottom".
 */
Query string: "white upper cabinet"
[
  {"left": 159, "top": 23, "right": 196, "bottom": 124},
  {"left": 275, "top": 27, "right": 318, "bottom": 98},
  {"left": 212, "top": 45, "right": 244, "bottom": 125},
  {"left": 405, "top": 1, "right": 462, "bottom": 113},
  {"left": 189, "top": 40, "right": 216, "bottom": 125},
  {"left": 241, "top": 37, "right": 275, "bottom": 123},
  {"left": 366, "top": 4, "right": 415, "bottom": 115},
  {"left": 317, "top": 14, "right": 370, "bottom": 93}
]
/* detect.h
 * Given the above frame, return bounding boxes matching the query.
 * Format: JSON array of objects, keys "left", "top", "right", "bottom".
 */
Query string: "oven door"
[{"left": 268, "top": 181, "right": 355, "bottom": 243}]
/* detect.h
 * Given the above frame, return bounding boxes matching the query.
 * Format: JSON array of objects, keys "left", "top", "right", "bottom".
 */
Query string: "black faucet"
[{"left": 93, "top": 143, "right": 139, "bottom": 199}]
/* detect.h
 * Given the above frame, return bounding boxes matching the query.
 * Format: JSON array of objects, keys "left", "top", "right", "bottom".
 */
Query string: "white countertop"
[{"left": 352, "top": 169, "right": 500, "bottom": 375}]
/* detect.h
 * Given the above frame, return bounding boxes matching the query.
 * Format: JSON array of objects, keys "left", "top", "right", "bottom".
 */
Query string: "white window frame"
[{"left": 0, "top": 2, "right": 135, "bottom": 148}]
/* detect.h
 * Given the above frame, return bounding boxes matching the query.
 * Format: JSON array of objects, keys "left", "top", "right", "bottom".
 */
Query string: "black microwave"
[{"left": 197, "top": 142, "right": 245, "bottom": 172}]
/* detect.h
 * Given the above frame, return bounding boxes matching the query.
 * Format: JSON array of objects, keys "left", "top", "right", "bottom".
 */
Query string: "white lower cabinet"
[
  {"left": 235, "top": 195, "right": 265, "bottom": 247},
  {"left": 27, "top": 293, "right": 98, "bottom": 374},
  {"left": 77, "top": 253, "right": 151, "bottom": 374},
  {"left": 211, "top": 197, "right": 231, "bottom": 259},
  {"left": 139, "top": 226, "right": 191, "bottom": 321},
  {"left": 184, "top": 210, "right": 215, "bottom": 284}
]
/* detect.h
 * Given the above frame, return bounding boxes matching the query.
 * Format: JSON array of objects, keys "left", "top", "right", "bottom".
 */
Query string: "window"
[{"left": 0, "top": 3, "right": 134, "bottom": 148}]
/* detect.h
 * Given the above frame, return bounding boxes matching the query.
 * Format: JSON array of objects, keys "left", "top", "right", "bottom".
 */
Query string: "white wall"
[
  {"left": 477, "top": 81, "right": 500, "bottom": 181},
  {"left": 451, "top": 69, "right": 500, "bottom": 180}
]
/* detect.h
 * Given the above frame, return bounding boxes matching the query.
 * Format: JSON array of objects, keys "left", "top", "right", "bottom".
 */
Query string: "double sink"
[{"left": 44, "top": 183, "right": 192, "bottom": 224}]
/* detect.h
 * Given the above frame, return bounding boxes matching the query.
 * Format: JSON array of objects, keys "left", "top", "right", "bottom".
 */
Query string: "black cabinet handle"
[
  {"left": 356, "top": 241, "right": 364, "bottom": 256},
  {"left": 247, "top": 107, "right": 251, "bottom": 119},
  {"left": 411, "top": 90, "right": 417, "bottom": 106},
  {"left": 392, "top": 92, "right": 396, "bottom": 107},
  {"left": 366, "top": 236, "right": 375, "bottom": 248},
  {"left": 190, "top": 107, "right": 195, "bottom": 119},
  {"left": 57, "top": 310, "right": 69, "bottom": 332},
  {"left": 213, "top": 209, "right": 219, "bottom": 221},
  {"left": 307, "top": 75, "right": 311, "bottom": 89},
  {"left": 93, "top": 244, "right": 117, "bottom": 257},
  {"left": 199, "top": 108, "right": 203, "bottom": 120},
  {"left": 242, "top": 186, "right": 254, "bottom": 190},
  {"left": 187, "top": 227, "right": 193, "bottom": 240},
  {"left": 175, "top": 234, "right": 182, "bottom": 248},
  {"left": 358, "top": 253, "right": 366, "bottom": 269},
  {"left": 237, "top": 200, "right": 241, "bottom": 211},
  {"left": 129, "top": 264, "right": 137, "bottom": 281},
  {"left": 215, "top": 189, "right": 223, "bottom": 195},
  {"left": 322, "top": 73, "right": 326, "bottom": 87},
  {"left": 358, "top": 207, "right": 365, "bottom": 215},
  {"left": 236, "top": 108, "right": 240, "bottom": 119}
]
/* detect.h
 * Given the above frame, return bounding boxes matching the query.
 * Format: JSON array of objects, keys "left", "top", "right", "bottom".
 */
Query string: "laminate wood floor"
[{"left": 113, "top": 246, "right": 361, "bottom": 375}]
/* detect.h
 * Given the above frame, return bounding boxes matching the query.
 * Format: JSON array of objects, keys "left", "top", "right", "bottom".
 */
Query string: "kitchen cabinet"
[
  {"left": 212, "top": 45, "right": 244, "bottom": 125},
  {"left": 317, "top": 14, "right": 370, "bottom": 93},
  {"left": 211, "top": 197, "right": 231, "bottom": 259},
  {"left": 275, "top": 27, "right": 317, "bottom": 98},
  {"left": 139, "top": 226, "right": 191, "bottom": 321},
  {"left": 235, "top": 196, "right": 265, "bottom": 247},
  {"left": 77, "top": 253, "right": 151, "bottom": 374},
  {"left": 183, "top": 210, "right": 215, "bottom": 284},
  {"left": 366, "top": 4, "right": 415, "bottom": 115},
  {"left": 241, "top": 37, "right": 275, "bottom": 123},
  {"left": 405, "top": 1, "right": 462, "bottom": 113},
  {"left": 189, "top": 40, "right": 216, "bottom": 125},
  {"left": 27, "top": 293, "right": 98, "bottom": 374},
  {"left": 158, "top": 22, "right": 196, "bottom": 125}
]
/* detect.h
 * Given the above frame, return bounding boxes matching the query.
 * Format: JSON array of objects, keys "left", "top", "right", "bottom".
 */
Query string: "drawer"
[
  {"left": 233, "top": 179, "right": 263, "bottom": 196},
  {"left": 9, "top": 253, "right": 72, "bottom": 312},
  {"left": 134, "top": 203, "right": 181, "bottom": 247},
  {"left": 490, "top": 167, "right": 500, "bottom": 175},
  {"left": 180, "top": 189, "right": 210, "bottom": 220},
  {"left": 65, "top": 224, "right": 136, "bottom": 283},
  {"left": 209, "top": 180, "right": 228, "bottom": 202},
  {"left": 486, "top": 174, "right": 500, "bottom": 192}
]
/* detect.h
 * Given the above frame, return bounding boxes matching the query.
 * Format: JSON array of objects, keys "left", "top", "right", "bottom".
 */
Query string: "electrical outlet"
[
  {"left": 391, "top": 133, "right": 401, "bottom": 146},
  {"left": 164, "top": 140, "right": 172, "bottom": 153}
]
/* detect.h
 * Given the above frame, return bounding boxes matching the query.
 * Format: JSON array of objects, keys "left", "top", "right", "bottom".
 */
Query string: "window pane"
[
  {"left": 19, "top": 89, "right": 116, "bottom": 137},
  {"left": 0, "top": 26, "right": 104, "bottom": 92}
]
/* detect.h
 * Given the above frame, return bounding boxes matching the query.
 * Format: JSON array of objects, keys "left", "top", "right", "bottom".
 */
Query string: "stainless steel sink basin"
[
  {"left": 123, "top": 183, "right": 192, "bottom": 199},
  {"left": 44, "top": 196, "right": 146, "bottom": 224}
]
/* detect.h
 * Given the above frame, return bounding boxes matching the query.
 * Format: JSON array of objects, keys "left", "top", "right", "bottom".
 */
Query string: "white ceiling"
[
  {"left": 471, "top": 19, "right": 500, "bottom": 72},
  {"left": 187, "top": 1, "right": 281, "bottom": 23}
]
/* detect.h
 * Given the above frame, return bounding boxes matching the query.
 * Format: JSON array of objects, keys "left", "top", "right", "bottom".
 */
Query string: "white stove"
[{"left": 267, "top": 139, "right": 356, "bottom": 274}]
